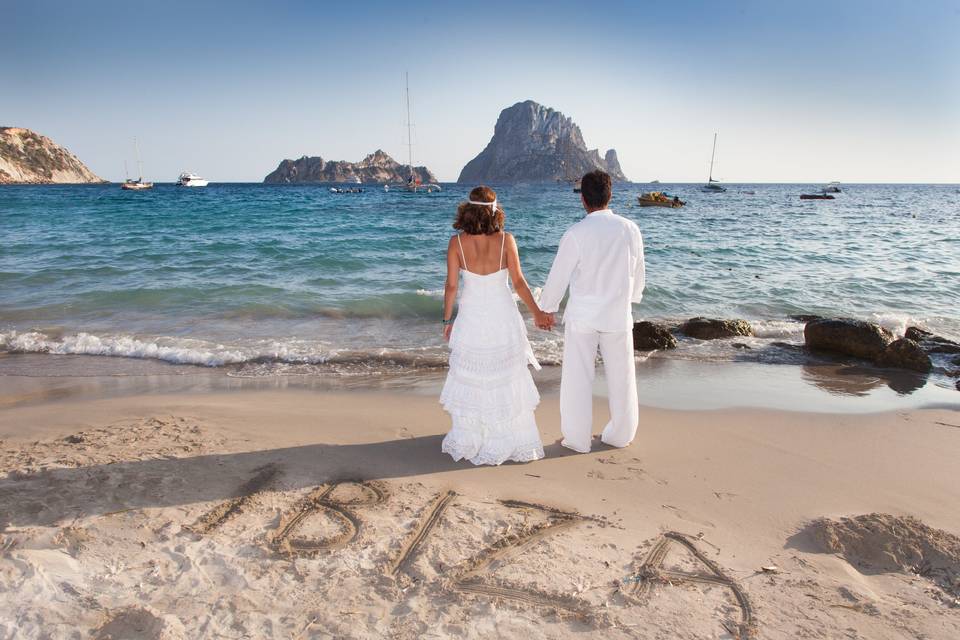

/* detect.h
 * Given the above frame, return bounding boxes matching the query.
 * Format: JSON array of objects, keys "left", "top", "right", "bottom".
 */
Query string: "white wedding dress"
[{"left": 440, "top": 233, "right": 545, "bottom": 465}]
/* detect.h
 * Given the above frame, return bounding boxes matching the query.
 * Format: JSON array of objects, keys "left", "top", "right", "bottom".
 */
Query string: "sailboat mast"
[
  {"left": 708, "top": 132, "right": 717, "bottom": 182},
  {"left": 134, "top": 137, "right": 144, "bottom": 182},
  {"left": 405, "top": 72, "right": 414, "bottom": 180}
]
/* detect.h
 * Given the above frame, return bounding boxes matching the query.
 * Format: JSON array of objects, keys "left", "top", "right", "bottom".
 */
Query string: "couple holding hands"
[{"left": 440, "top": 170, "right": 646, "bottom": 466}]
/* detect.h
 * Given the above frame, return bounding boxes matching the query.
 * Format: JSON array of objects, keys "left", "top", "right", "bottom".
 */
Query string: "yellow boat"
[{"left": 638, "top": 191, "right": 685, "bottom": 208}]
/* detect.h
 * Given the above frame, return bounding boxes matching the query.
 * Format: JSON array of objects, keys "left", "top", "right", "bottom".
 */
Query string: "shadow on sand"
[{"left": 0, "top": 435, "right": 590, "bottom": 530}]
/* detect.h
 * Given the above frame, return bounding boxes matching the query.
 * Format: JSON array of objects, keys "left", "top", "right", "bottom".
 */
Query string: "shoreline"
[
  {"left": 1, "top": 388, "right": 958, "bottom": 637},
  {"left": 1, "top": 352, "right": 957, "bottom": 417}
]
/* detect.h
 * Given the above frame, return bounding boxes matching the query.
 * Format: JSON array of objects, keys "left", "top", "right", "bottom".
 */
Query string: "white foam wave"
[
  {"left": 0, "top": 330, "right": 330, "bottom": 368},
  {"left": 749, "top": 319, "right": 805, "bottom": 339}
]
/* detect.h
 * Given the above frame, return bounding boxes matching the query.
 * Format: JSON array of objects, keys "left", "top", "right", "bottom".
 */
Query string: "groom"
[{"left": 538, "top": 170, "right": 645, "bottom": 453}]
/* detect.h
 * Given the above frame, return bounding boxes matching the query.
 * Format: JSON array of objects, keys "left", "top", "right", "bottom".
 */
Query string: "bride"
[{"left": 439, "top": 186, "right": 554, "bottom": 465}]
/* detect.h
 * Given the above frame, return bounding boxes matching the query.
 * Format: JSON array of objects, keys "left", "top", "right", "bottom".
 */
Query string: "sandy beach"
[{"left": 2, "top": 377, "right": 958, "bottom": 639}]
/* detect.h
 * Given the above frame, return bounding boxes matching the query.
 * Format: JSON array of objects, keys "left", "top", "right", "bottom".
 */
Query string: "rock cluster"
[
  {"left": 802, "top": 318, "right": 954, "bottom": 374},
  {"left": 0, "top": 127, "right": 105, "bottom": 184},
  {"left": 804, "top": 318, "right": 894, "bottom": 361},
  {"left": 632, "top": 321, "right": 677, "bottom": 350},
  {"left": 679, "top": 317, "right": 753, "bottom": 340},
  {"left": 458, "top": 101, "right": 627, "bottom": 183},
  {"left": 264, "top": 149, "right": 436, "bottom": 184}
]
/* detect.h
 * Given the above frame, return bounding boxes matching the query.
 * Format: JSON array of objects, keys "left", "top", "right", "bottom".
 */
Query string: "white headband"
[{"left": 468, "top": 199, "right": 497, "bottom": 213}]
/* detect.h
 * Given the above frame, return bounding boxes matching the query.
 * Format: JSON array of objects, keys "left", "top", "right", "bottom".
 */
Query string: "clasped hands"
[{"left": 534, "top": 310, "right": 556, "bottom": 331}]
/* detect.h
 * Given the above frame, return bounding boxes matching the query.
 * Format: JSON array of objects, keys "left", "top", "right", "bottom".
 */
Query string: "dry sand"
[{"left": 1, "top": 388, "right": 959, "bottom": 639}]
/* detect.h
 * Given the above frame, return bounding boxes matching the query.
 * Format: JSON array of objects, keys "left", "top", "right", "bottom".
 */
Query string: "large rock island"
[
  {"left": 0, "top": 127, "right": 106, "bottom": 184},
  {"left": 458, "top": 100, "right": 627, "bottom": 184},
  {"left": 264, "top": 150, "right": 436, "bottom": 184}
]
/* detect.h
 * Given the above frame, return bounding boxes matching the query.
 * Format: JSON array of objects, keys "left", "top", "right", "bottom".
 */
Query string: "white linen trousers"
[{"left": 559, "top": 323, "right": 639, "bottom": 453}]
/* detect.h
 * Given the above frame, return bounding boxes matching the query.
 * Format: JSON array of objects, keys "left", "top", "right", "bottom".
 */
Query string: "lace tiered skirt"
[{"left": 440, "top": 301, "right": 544, "bottom": 466}]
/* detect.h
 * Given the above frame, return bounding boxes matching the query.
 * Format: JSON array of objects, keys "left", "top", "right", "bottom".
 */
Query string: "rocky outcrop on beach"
[
  {"left": 679, "top": 317, "right": 753, "bottom": 340},
  {"left": 0, "top": 127, "right": 106, "bottom": 184},
  {"left": 263, "top": 150, "right": 436, "bottom": 184},
  {"left": 803, "top": 318, "right": 894, "bottom": 361},
  {"left": 905, "top": 326, "right": 960, "bottom": 354},
  {"left": 457, "top": 100, "right": 627, "bottom": 183},
  {"left": 632, "top": 321, "right": 677, "bottom": 350},
  {"left": 875, "top": 339, "right": 932, "bottom": 373}
]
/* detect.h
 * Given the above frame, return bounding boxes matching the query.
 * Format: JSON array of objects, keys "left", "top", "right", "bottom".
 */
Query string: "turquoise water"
[{"left": 1, "top": 182, "right": 958, "bottom": 378}]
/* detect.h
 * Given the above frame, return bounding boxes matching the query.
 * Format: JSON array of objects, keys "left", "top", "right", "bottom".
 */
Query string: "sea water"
[{"left": 1, "top": 182, "right": 958, "bottom": 387}]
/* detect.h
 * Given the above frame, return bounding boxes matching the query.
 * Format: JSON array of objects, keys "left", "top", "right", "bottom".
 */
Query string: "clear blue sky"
[{"left": 6, "top": 0, "right": 959, "bottom": 183}]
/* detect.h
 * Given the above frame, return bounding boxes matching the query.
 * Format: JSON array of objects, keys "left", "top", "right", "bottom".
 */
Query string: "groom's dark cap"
[{"left": 581, "top": 170, "right": 612, "bottom": 208}]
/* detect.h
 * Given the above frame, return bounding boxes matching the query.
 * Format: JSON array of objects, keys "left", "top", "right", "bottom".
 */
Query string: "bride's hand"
[
  {"left": 443, "top": 322, "right": 453, "bottom": 341},
  {"left": 534, "top": 310, "right": 554, "bottom": 331}
]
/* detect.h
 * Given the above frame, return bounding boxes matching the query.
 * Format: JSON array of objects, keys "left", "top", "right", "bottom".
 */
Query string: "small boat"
[
  {"left": 638, "top": 191, "right": 685, "bottom": 208},
  {"left": 401, "top": 72, "right": 442, "bottom": 194},
  {"left": 702, "top": 133, "right": 727, "bottom": 192},
  {"left": 800, "top": 193, "right": 835, "bottom": 200},
  {"left": 350, "top": 176, "right": 362, "bottom": 184},
  {"left": 176, "top": 172, "right": 209, "bottom": 187},
  {"left": 121, "top": 138, "right": 153, "bottom": 190},
  {"left": 573, "top": 179, "right": 581, "bottom": 194},
  {"left": 383, "top": 184, "right": 390, "bottom": 192},
  {"left": 823, "top": 181, "right": 842, "bottom": 193},
  {"left": 650, "top": 179, "right": 660, "bottom": 184}
]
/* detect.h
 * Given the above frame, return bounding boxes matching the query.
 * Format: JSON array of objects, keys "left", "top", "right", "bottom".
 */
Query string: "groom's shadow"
[{"left": 0, "top": 434, "right": 591, "bottom": 530}]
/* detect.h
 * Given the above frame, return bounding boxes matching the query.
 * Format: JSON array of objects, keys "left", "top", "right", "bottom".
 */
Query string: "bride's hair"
[{"left": 453, "top": 185, "right": 505, "bottom": 235}]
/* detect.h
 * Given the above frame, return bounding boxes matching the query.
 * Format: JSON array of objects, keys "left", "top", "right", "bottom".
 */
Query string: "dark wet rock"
[
  {"left": 732, "top": 342, "right": 752, "bottom": 350},
  {"left": 789, "top": 314, "right": 823, "bottom": 323},
  {"left": 904, "top": 326, "right": 960, "bottom": 354},
  {"left": 632, "top": 321, "right": 677, "bottom": 350},
  {"left": 804, "top": 318, "right": 894, "bottom": 361},
  {"left": 875, "top": 339, "right": 932, "bottom": 373},
  {"left": 64, "top": 434, "right": 84, "bottom": 444},
  {"left": 956, "top": 380, "right": 960, "bottom": 392},
  {"left": 905, "top": 326, "right": 933, "bottom": 342},
  {"left": 679, "top": 317, "right": 753, "bottom": 340}
]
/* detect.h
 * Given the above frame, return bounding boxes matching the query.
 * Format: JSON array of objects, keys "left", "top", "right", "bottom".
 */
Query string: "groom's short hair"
[{"left": 581, "top": 170, "right": 612, "bottom": 208}]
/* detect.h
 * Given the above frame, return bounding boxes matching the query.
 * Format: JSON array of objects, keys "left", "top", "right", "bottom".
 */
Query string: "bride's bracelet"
[{"left": 442, "top": 317, "right": 455, "bottom": 326}]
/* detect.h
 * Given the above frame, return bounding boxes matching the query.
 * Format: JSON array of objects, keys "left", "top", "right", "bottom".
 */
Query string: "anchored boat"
[
  {"left": 638, "top": 191, "right": 685, "bottom": 208},
  {"left": 121, "top": 138, "right": 153, "bottom": 190},
  {"left": 401, "top": 72, "right": 442, "bottom": 193},
  {"left": 702, "top": 133, "right": 726, "bottom": 192},
  {"left": 176, "top": 172, "right": 209, "bottom": 187}
]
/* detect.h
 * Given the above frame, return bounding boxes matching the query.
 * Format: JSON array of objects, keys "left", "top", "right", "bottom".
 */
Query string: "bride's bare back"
[{"left": 455, "top": 231, "right": 506, "bottom": 275}]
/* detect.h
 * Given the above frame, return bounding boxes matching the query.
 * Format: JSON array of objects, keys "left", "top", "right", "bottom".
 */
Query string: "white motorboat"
[
  {"left": 823, "top": 181, "right": 841, "bottom": 193},
  {"left": 177, "top": 172, "right": 209, "bottom": 187}
]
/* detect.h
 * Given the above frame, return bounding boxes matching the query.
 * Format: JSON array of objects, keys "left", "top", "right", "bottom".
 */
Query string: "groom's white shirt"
[{"left": 538, "top": 209, "right": 645, "bottom": 331}]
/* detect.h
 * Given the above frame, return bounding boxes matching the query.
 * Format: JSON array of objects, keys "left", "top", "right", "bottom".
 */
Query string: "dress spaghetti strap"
[
  {"left": 456, "top": 234, "right": 467, "bottom": 270},
  {"left": 499, "top": 231, "right": 506, "bottom": 270}
]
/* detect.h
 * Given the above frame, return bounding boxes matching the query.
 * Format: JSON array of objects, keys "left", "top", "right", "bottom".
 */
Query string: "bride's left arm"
[
  {"left": 442, "top": 236, "right": 459, "bottom": 340},
  {"left": 505, "top": 234, "right": 553, "bottom": 330}
]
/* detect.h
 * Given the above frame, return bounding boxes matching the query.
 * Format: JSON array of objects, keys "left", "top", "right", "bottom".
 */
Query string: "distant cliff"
[
  {"left": 458, "top": 101, "right": 627, "bottom": 183},
  {"left": 264, "top": 150, "right": 437, "bottom": 184},
  {"left": 0, "top": 127, "right": 106, "bottom": 184}
]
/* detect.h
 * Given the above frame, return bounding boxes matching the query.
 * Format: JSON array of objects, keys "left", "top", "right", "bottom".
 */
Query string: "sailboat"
[
  {"left": 402, "top": 72, "right": 441, "bottom": 193},
  {"left": 121, "top": 138, "right": 153, "bottom": 190},
  {"left": 702, "top": 132, "right": 726, "bottom": 193}
]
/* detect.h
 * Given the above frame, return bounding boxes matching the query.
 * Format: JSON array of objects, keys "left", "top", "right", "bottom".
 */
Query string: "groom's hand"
[{"left": 535, "top": 312, "right": 555, "bottom": 331}]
